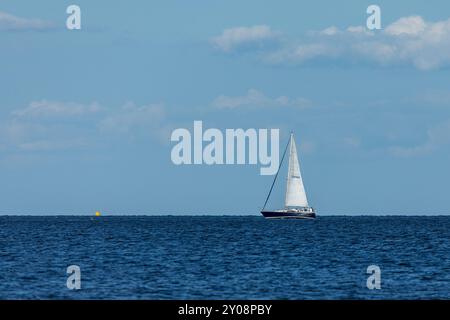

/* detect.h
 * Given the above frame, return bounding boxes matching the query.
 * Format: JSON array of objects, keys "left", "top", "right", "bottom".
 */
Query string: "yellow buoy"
[{"left": 95, "top": 211, "right": 101, "bottom": 217}]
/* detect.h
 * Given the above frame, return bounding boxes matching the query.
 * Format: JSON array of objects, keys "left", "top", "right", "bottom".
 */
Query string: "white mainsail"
[{"left": 284, "top": 134, "right": 309, "bottom": 207}]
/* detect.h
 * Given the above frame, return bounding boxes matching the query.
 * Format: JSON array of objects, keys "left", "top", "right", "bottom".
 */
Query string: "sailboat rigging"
[{"left": 261, "top": 133, "right": 316, "bottom": 219}]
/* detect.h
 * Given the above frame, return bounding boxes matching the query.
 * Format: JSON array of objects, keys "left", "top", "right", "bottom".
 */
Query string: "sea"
[{"left": 1, "top": 216, "right": 449, "bottom": 299}]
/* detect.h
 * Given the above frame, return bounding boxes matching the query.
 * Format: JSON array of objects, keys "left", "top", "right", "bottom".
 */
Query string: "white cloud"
[
  {"left": 0, "top": 11, "right": 54, "bottom": 31},
  {"left": 12, "top": 100, "right": 102, "bottom": 118},
  {"left": 211, "top": 89, "right": 311, "bottom": 109},
  {"left": 218, "top": 16, "right": 450, "bottom": 70},
  {"left": 385, "top": 16, "right": 426, "bottom": 36},
  {"left": 211, "top": 25, "right": 279, "bottom": 52},
  {"left": 346, "top": 26, "right": 371, "bottom": 34},
  {"left": 98, "top": 102, "right": 165, "bottom": 135},
  {"left": 265, "top": 43, "right": 341, "bottom": 64},
  {"left": 320, "top": 26, "right": 340, "bottom": 36}
]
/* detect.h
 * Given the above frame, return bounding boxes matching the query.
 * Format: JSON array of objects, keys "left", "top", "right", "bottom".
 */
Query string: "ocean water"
[{"left": 0, "top": 216, "right": 450, "bottom": 299}]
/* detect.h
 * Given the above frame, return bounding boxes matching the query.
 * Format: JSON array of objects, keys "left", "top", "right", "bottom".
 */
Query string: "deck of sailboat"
[{"left": 261, "top": 210, "right": 316, "bottom": 219}]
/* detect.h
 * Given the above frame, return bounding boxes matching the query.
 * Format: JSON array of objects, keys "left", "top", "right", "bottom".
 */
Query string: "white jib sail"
[{"left": 284, "top": 134, "right": 309, "bottom": 207}]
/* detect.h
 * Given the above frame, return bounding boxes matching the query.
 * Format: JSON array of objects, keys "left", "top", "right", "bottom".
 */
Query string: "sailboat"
[{"left": 261, "top": 133, "right": 316, "bottom": 219}]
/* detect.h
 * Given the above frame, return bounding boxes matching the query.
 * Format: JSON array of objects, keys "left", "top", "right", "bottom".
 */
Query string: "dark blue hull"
[{"left": 261, "top": 211, "right": 316, "bottom": 219}]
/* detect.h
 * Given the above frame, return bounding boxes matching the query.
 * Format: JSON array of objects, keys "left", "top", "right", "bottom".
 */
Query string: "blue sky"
[{"left": 1, "top": 1, "right": 450, "bottom": 215}]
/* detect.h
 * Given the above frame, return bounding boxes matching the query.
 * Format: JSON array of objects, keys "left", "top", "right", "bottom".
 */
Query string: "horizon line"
[{"left": 1, "top": 213, "right": 450, "bottom": 217}]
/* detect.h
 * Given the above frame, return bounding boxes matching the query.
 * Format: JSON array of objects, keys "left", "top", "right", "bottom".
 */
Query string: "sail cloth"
[{"left": 284, "top": 134, "right": 309, "bottom": 207}]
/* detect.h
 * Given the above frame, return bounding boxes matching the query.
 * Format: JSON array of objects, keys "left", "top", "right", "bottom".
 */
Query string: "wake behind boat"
[{"left": 261, "top": 133, "right": 316, "bottom": 219}]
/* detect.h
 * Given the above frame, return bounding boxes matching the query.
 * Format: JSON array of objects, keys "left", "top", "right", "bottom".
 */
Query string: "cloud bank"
[
  {"left": 210, "top": 25, "right": 279, "bottom": 52},
  {"left": 212, "top": 16, "right": 450, "bottom": 70}
]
